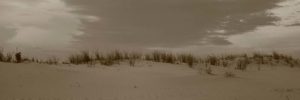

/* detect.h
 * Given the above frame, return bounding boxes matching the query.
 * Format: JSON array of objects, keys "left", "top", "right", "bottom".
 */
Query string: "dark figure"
[{"left": 15, "top": 52, "right": 22, "bottom": 63}]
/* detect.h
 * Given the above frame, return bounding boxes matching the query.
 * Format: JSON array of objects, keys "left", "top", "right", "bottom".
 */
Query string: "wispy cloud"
[
  {"left": 269, "top": 0, "right": 300, "bottom": 26},
  {"left": 228, "top": 0, "right": 300, "bottom": 49},
  {"left": 0, "top": 0, "right": 99, "bottom": 48}
]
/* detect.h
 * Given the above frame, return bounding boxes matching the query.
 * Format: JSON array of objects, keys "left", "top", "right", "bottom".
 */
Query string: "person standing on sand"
[{"left": 15, "top": 52, "right": 22, "bottom": 63}]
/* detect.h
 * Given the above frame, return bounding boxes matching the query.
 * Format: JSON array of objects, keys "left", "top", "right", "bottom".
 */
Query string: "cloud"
[
  {"left": 228, "top": 26, "right": 300, "bottom": 48},
  {"left": 1, "top": 0, "right": 291, "bottom": 56},
  {"left": 0, "top": 0, "right": 99, "bottom": 48},
  {"left": 268, "top": 0, "right": 300, "bottom": 26},
  {"left": 228, "top": 0, "right": 300, "bottom": 49},
  {"left": 65, "top": 0, "right": 280, "bottom": 48},
  {"left": 148, "top": 0, "right": 300, "bottom": 55}
]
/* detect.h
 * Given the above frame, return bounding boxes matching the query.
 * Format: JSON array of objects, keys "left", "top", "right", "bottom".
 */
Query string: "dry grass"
[
  {"left": 68, "top": 51, "right": 92, "bottom": 65},
  {"left": 178, "top": 54, "right": 197, "bottom": 67},
  {"left": 145, "top": 51, "right": 176, "bottom": 64},
  {"left": 0, "top": 48, "right": 299, "bottom": 69},
  {"left": 68, "top": 50, "right": 142, "bottom": 66}
]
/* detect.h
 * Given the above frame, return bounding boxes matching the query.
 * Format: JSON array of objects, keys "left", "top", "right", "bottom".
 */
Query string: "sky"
[{"left": 0, "top": 0, "right": 300, "bottom": 57}]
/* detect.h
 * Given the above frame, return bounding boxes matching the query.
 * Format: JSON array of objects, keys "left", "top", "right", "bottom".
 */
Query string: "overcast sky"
[{"left": 0, "top": 0, "right": 300, "bottom": 57}]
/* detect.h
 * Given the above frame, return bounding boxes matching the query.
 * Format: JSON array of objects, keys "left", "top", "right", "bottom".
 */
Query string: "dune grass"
[
  {"left": 68, "top": 51, "right": 92, "bottom": 65},
  {"left": 0, "top": 48, "right": 299, "bottom": 70}
]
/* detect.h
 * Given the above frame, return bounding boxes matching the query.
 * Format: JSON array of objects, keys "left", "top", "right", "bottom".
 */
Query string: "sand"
[{"left": 0, "top": 62, "right": 300, "bottom": 100}]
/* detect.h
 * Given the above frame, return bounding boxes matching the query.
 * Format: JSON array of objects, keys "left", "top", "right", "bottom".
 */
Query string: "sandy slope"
[{"left": 0, "top": 62, "right": 300, "bottom": 100}]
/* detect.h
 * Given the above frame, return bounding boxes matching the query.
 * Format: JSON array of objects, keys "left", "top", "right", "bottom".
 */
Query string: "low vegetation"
[{"left": 0, "top": 48, "right": 299, "bottom": 71}]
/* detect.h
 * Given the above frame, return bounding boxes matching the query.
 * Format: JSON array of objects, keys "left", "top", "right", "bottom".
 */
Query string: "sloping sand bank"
[{"left": 1, "top": 62, "right": 300, "bottom": 100}]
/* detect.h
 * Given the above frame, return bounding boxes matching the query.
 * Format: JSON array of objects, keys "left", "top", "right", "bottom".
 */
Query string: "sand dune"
[{"left": 0, "top": 62, "right": 300, "bottom": 100}]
